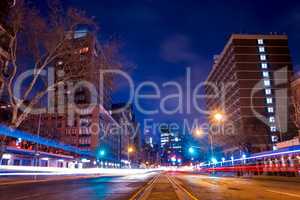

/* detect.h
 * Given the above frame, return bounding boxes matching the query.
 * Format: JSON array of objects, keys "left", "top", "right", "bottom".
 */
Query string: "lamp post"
[
  {"left": 209, "top": 110, "right": 226, "bottom": 160},
  {"left": 127, "top": 146, "right": 134, "bottom": 167},
  {"left": 188, "top": 145, "right": 203, "bottom": 163},
  {"left": 208, "top": 110, "right": 226, "bottom": 174},
  {"left": 35, "top": 113, "right": 42, "bottom": 167}
]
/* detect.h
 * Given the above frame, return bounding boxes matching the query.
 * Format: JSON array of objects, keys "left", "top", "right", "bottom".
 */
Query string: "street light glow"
[
  {"left": 194, "top": 128, "right": 204, "bottom": 137},
  {"left": 100, "top": 150, "right": 105, "bottom": 156},
  {"left": 128, "top": 147, "right": 134, "bottom": 153},
  {"left": 214, "top": 113, "right": 223, "bottom": 121},
  {"left": 171, "top": 156, "right": 176, "bottom": 162},
  {"left": 210, "top": 110, "right": 226, "bottom": 124},
  {"left": 211, "top": 158, "right": 218, "bottom": 164},
  {"left": 188, "top": 147, "right": 195, "bottom": 154}
]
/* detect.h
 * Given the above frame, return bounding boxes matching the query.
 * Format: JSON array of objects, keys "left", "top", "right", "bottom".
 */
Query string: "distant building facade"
[
  {"left": 111, "top": 103, "right": 140, "bottom": 164},
  {"left": 205, "top": 34, "right": 297, "bottom": 156},
  {"left": 160, "top": 125, "right": 183, "bottom": 165}
]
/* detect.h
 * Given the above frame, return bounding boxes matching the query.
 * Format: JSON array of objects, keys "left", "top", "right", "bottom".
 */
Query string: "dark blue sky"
[{"left": 66, "top": 0, "right": 300, "bottom": 139}]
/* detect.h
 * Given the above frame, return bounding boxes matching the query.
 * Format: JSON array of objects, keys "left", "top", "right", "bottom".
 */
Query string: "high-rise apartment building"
[
  {"left": 50, "top": 29, "right": 115, "bottom": 152},
  {"left": 205, "top": 34, "right": 297, "bottom": 155}
]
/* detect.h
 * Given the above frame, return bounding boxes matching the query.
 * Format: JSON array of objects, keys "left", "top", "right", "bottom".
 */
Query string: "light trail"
[
  {"left": 200, "top": 146, "right": 300, "bottom": 167},
  {"left": 0, "top": 165, "right": 161, "bottom": 176}
]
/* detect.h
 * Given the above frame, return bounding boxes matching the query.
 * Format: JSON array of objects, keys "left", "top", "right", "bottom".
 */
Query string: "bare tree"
[
  {"left": 0, "top": 0, "right": 123, "bottom": 160},
  {"left": 291, "top": 90, "right": 300, "bottom": 131},
  {"left": 0, "top": 77, "right": 4, "bottom": 97},
  {"left": 1, "top": 0, "right": 121, "bottom": 128}
]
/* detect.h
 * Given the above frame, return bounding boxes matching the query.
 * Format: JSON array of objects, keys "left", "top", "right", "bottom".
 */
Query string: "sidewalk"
[{"left": 244, "top": 175, "right": 300, "bottom": 183}]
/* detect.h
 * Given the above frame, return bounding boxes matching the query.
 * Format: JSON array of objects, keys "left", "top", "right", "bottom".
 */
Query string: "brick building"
[{"left": 205, "top": 34, "right": 297, "bottom": 156}]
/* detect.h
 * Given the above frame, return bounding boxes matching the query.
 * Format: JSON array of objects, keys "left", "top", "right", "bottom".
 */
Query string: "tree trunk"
[{"left": 0, "top": 137, "right": 6, "bottom": 165}]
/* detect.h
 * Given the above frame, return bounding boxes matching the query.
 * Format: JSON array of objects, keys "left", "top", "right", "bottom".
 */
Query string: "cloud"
[
  {"left": 160, "top": 34, "right": 210, "bottom": 74},
  {"left": 160, "top": 34, "right": 200, "bottom": 64},
  {"left": 295, "top": 64, "right": 300, "bottom": 73}
]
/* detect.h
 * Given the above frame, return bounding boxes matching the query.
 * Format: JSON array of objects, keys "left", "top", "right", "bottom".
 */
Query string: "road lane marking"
[
  {"left": 167, "top": 175, "right": 199, "bottom": 200},
  {"left": 128, "top": 174, "right": 159, "bottom": 200},
  {"left": 266, "top": 190, "right": 300, "bottom": 198}
]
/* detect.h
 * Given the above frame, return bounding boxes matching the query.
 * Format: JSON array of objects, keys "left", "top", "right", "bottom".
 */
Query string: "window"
[
  {"left": 74, "top": 30, "right": 88, "bottom": 39},
  {"left": 270, "top": 126, "right": 277, "bottom": 132},
  {"left": 264, "top": 79, "right": 271, "bottom": 86},
  {"left": 79, "top": 47, "right": 89, "bottom": 54},
  {"left": 268, "top": 107, "right": 274, "bottom": 113},
  {"left": 260, "top": 55, "right": 266, "bottom": 61},
  {"left": 259, "top": 46, "right": 265, "bottom": 52},
  {"left": 262, "top": 71, "right": 269, "bottom": 78},
  {"left": 266, "top": 98, "right": 273, "bottom": 104},
  {"left": 265, "top": 89, "right": 271, "bottom": 95},
  {"left": 271, "top": 135, "right": 278, "bottom": 142},
  {"left": 269, "top": 116, "right": 275, "bottom": 123},
  {"left": 258, "top": 39, "right": 264, "bottom": 45},
  {"left": 261, "top": 63, "right": 268, "bottom": 69},
  {"left": 1, "top": 159, "right": 9, "bottom": 165}
]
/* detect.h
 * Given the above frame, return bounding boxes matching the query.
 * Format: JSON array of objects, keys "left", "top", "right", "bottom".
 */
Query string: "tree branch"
[
  {"left": 22, "top": 38, "right": 67, "bottom": 102},
  {"left": 0, "top": 75, "right": 4, "bottom": 98},
  {"left": 7, "top": 35, "right": 19, "bottom": 124}
]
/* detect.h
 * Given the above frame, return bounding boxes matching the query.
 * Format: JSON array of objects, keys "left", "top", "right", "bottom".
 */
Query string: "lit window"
[
  {"left": 261, "top": 63, "right": 268, "bottom": 69},
  {"left": 258, "top": 39, "right": 264, "bottom": 45},
  {"left": 57, "top": 61, "right": 63, "bottom": 65},
  {"left": 271, "top": 135, "right": 278, "bottom": 142},
  {"left": 259, "top": 46, "right": 265, "bottom": 52},
  {"left": 269, "top": 116, "right": 275, "bottom": 123},
  {"left": 265, "top": 89, "right": 271, "bottom": 95},
  {"left": 264, "top": 79, "right": 271, "bottom": 86},
  {"left": 262, "top": 71, "right": 269, "bottom": 78},
  {"left": 266, "top": 98, "right": 273, "bottom": 104},
  {"left": 74, "top": 30, "right": 88, "bottom": 39},
  {"left": 270, "top": 126, "right": 277, "bottom": 132},
  {"left": 260, "top": 55, "right": 266, "bottom": 61},
  {"left": 79, "top": 47, "right": 89, "bottom": 54},
  {"left": 267, "top": 107, "right": 274, "bottom": 113}
]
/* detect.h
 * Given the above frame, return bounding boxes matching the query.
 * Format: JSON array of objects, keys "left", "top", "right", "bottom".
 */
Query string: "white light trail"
[{"left": 0, "top": 165, "right": 161, "bottom": 176}]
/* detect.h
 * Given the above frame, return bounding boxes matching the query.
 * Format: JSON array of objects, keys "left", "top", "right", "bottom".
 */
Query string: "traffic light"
[
  {"left": 188, "top": 147, "right": 194, "bottom": 154},
  {"left": 100, "top": 150, "right": 105, "bottom": 156}
]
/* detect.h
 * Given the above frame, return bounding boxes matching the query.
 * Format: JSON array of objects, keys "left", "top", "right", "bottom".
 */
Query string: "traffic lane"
[
  {"left": 0, "top": 173, "right": 157, "bottom": 200},
  {"left": 171, "top": 173, "right": 300, "bottom": 200}
]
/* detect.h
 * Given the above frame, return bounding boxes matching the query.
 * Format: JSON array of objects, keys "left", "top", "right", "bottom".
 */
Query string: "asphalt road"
[
  {"left": 1, "top": 172, "right": 300, "bottom": 200},
  {"left": 172, "top": 172, "right": 300, "bottom": 200},
  {"left": 0, "top": 173, "right": 157, "bottom": 200}
]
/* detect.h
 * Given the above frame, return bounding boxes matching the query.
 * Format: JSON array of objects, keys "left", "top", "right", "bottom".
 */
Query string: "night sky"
[{"left": 65, "top": 0, "right": 300, "bottom": 141}]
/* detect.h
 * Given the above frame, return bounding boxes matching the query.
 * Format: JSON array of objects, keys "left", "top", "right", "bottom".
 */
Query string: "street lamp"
[
  {"left": 193, "top": 128, "right": 205, "bottom": 137},
  {"left": 211, "top": 157, "right": 218, "bottom": 165},
  {"left": 209, "top": 110, "right": 226, "bottom": 164},
  {"left": 127, "top": 146, "right": 134, "bottom": 167},
  {"left": 221, "top": 157, "right": 225, "bottom": 166},
  {"left": 211, "top": 110, "right": 226, "bottom": 124},
  {"left": 128, "top": 146, "right": 134, "bottom": 153}
]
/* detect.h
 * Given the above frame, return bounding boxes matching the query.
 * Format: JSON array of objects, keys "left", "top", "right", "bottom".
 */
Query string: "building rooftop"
[{"left": 206, "top": 33, "right": 289, "bottom": 82}]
